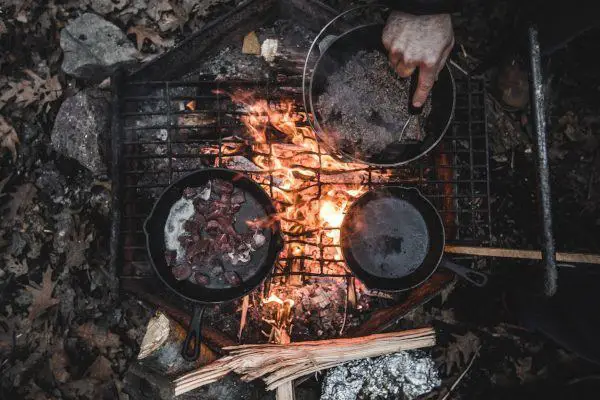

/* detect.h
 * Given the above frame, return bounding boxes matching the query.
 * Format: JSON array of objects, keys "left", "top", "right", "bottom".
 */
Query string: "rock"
[
  {"left": 60, "top": 13, "right": 137, "bottom": 80},
  {"left": 51, "top": 89, "right": 110, "bottom": 174},
  {"left": 261, "top": 39, "right": 278, "bottom": 63}
]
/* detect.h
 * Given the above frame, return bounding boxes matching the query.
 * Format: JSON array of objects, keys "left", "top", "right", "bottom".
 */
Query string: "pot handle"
[
  {"left": 182, "top": 306, "right": 206, "bottom": 362},
  {"left": 441, "top": 259, "right": 488, "bottom": 287}
]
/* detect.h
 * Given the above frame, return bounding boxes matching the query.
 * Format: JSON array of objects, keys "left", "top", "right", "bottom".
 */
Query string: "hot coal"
[
  {"left": 317, "top": 50, "right": 432, "bottom": 159},
  {"left": 164, "top": 179, "right": 267, "bottom": 288}
]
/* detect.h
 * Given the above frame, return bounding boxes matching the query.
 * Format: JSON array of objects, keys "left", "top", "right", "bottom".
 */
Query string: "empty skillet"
[
  {"left": 309, "top": 23, "right": 455, "bottom": 167},
  {"left": 341, "top": 186, "right": 487, "bottom": 291},
  {"left": 144, "top": 168, "right": 283, "bottom": 361}
]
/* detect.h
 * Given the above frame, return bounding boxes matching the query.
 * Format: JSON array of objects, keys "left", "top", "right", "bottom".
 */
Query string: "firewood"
[
  {"left": 276, "top": 382, "right": 295, "bottom": 400},
  {"left": 138, "top": 312, "right": 217, "bottom": 376},
  {"left": 173, "top": 327, "right": 436, "bottom": 396}
]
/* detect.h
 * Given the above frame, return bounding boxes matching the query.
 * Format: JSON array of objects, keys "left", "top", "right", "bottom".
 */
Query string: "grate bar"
[{"left": 116, "top": 75, "right": 491, "bottom": 280}]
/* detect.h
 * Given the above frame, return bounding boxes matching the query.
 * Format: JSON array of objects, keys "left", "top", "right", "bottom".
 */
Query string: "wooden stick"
[
  {"left": 173, "top": 327, "right": 436, "bottom": 396},
  {"left": 445, "top": 245, "right": 600, "bottom": 265},
  {"left": 238, "top": 295, "right": 250, "bottom": 341}
]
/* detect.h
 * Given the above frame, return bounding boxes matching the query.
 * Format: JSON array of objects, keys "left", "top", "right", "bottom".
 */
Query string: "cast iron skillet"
[
  {"left": 144, "top": 168, "right": 283, "bottom": 361},
  {"left": 309, "top": 23, "right": 455, "bottom": 167},
  {"left": 341, "top": 186, "right": 487, "bottom": 291}
]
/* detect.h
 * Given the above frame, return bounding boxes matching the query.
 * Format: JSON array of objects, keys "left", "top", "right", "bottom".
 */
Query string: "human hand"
[{"left": 382, "top": 11, "right": 454, "bottom": 107}]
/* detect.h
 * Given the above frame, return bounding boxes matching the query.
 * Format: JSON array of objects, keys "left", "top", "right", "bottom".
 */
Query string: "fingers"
[
  {"left": 412, "top": 64, "right": 436, "bottom": 107},
  {"left": 395, "top": 60, "right": 416, "bottom": 78}
]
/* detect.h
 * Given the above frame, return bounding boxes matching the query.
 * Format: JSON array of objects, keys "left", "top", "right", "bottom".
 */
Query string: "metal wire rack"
[{"left": 113, "top": 72, "right": 490, "bottom": 281}]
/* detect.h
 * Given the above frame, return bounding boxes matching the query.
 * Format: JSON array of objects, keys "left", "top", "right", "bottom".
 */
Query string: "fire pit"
[{"left": 111, "top": 0, "right": 490, "bottom": 343}]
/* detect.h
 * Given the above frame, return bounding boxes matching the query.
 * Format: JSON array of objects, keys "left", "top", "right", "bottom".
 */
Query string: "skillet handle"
[
  {"left": 182, "top": 306, "right": 205, "bottom": 362},
  {"left": 441, "top": 259, "right": 488, "bottom": 287}
]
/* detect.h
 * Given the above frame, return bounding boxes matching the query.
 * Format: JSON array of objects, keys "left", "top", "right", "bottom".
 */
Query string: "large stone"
[
  {"left": 60, "top": 13, "right": 137, "bottom": 80},
  {"left": 51, "top": 89, "right": 110, "bottom": 174}
]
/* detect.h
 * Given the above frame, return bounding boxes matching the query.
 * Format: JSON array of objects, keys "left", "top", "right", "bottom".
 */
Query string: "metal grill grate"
[{"left": 115, "top": 72, "right": 490, "bottom": 280}]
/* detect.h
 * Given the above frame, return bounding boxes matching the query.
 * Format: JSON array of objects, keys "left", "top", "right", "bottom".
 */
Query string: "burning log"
[
  {"left": 173, "top": 327, "right": 436, "bottom": 396},
  {"left": 347, "top": 271, "right": 454, "bottom": 337},
  {"left": 138, "top": 312, "right": 216, "bottom": 376}
]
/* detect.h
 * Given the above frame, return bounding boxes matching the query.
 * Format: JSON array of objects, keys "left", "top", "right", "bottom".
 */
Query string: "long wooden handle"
[{"left": 445, "top": 245, "right": 600, "bottom": 265}]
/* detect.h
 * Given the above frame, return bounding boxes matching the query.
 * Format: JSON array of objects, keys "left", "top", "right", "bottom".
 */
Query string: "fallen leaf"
[
  {"left": 242, "top": 31, "right": 261, "bottom": 55},
  {"left": 0, "top": 174, "right": 11, "bottom": 196},
  {"left": 127, "top": 25, "right": 171, "bottom": 51},
  {"left": 0, "top": 71, "right": 62, "bottom": 114},
  {"left": 515, "top": 356, "right": 535, "bottom": 382},
  {"left": 25, "top": 267, "right": 60, "bottom": 321},
  {"left": 0, "top": 116, "right": 19, "bottom": 161},
  {"left": 65, "top": 220, "right": 92, "bottom": 269},
  {"left": 1, "top": 182, "right": 37, "bottom": 228},
  {"left": 50, "top": 341, "right": 71, "bottom": 383},
  {"left": 76, "top": 322, "right": 121, "bottom": 350},
  {"left": 86, "top": 355, "right": 113, "bottom": 381},
  {"left": 3, "top": 255, "right": 28, "bottom": 277},
  {"left": 441, "top": 331, "right": 480, "bottom": 374}
]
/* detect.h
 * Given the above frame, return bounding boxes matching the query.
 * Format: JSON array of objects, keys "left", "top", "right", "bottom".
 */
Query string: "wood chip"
[{"left": 242, "top": 31, "right": 261, "bottom": 55}]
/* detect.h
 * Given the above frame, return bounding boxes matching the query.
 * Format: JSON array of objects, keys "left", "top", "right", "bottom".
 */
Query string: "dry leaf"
[
  {"left": 76, "top": 322, "right": 121, "bottom": 350},
  {"left": 50, "top": 341, "right": 71, "bottom": 383},
  {"left": 515, "top": 356, "right": 535, "bottom": 382},
  {"left": 65, "top": 220, "right": 92, "bottom": 269},
  {"left": 127, "top": 25, "right": 171, "bottom": 51},
  {"left": 25, "top": 267, "right": 59, "bottom": 321},
  {"left": 3, "top": 255, "right": 28, "bottom": 276},
  {"left": 86, "top": 355, "right": 113, "bottom": 381},
  {"left": 242, "top": 31, "right": 261, "bottom": 55},
  {"left": 1, "top": 182, "right": 37, "bottom": 228},
  {"left": 0, "top": 70, "right": 61, "bottom": 114},
  {"left": 0, "top": 116, "right": 19, "bottom": 161},
  {"left": 442, "top": 331, "right": 480, "bottom": 374}
]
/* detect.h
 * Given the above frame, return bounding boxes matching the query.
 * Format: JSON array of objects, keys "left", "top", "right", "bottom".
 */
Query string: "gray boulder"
[
  {"left": 51, "top": 89, "right": 110, "bottom": 174},
  {"left": 61, "top": 13, "right": 137, "bottom": 80}
]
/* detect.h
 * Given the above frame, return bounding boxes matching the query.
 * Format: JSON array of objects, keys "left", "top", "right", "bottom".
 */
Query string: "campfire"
[{"left": 190, "top": 90, "right": 382, "bottom": 336}]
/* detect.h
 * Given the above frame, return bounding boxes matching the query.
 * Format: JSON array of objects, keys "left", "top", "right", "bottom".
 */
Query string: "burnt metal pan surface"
[
  {"left": 144, "top": 168, "right": 283, "bottom": 360},
  {"left": 341, "top": 186, "right": 487, "bottom": 291},
  {"left": 309, "top": 23, "right": 456, "bottom": 167}
]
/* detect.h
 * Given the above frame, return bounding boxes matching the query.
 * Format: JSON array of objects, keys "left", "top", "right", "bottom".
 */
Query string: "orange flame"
[{"left": 202, "top": 90, "right": 385, "bottom": 274}]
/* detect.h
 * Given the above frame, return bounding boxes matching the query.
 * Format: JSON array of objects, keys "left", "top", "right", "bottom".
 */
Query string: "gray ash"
[
  {"left": 317, "top": 50, "right": 432, "bottom": 159},
  {"left": 164, "top": 179, "right": 266, "bottom": 288}
]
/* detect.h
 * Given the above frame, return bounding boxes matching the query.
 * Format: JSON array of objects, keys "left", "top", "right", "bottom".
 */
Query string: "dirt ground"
[{"left": 1, "top": 0, "right": 599, "bottom": 399}]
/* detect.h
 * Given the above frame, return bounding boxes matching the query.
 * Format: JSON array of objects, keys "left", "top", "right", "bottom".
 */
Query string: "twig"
[
  {"left": 449, "top": 60, "right": 469, "bottom": 76},
  {"left": 440, "top": 346, "right": 480, "bottom": 400},
  {"left": 238, "top": 295, "right": 250, "bottom": 341}
]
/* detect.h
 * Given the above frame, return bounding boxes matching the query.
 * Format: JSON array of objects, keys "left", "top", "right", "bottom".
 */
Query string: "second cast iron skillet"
[{"left": 341, "top": 186, "right": 487, "bottom": 291}]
